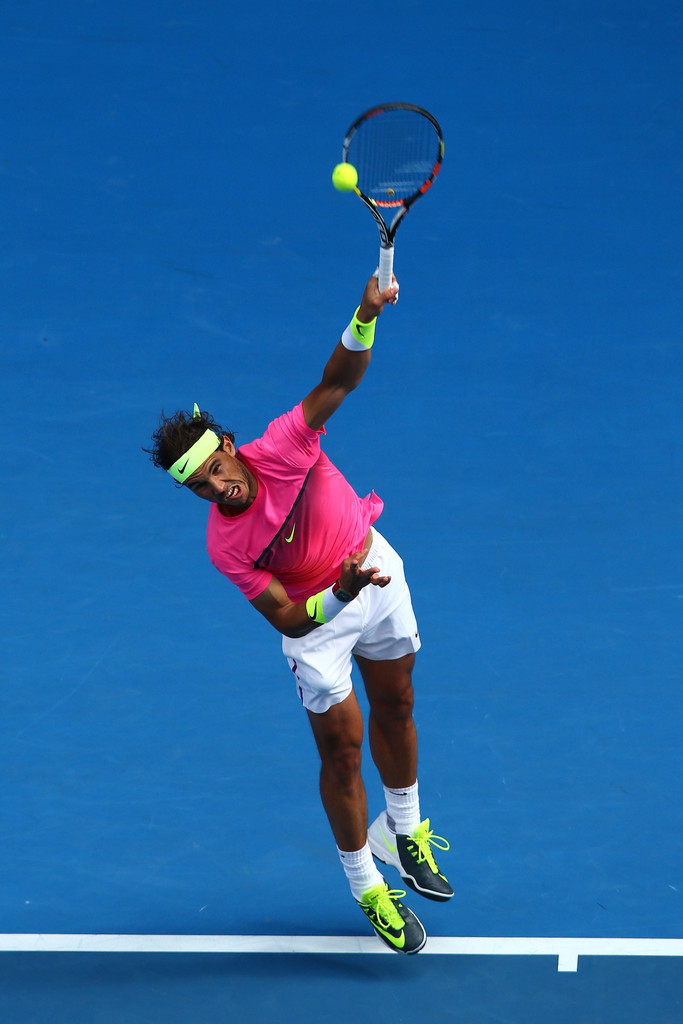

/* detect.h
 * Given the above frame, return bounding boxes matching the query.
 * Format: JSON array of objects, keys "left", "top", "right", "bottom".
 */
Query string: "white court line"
[{"left": 1, "top": 935, "right": 683, "bottom": 972}]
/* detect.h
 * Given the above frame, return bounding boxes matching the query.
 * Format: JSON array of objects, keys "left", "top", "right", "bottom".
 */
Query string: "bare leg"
[
  {"left": 306, "top": 689, "right": 368, "bottom": 851},
  {"left": 354, "top": 652, "right": 418, "bottom": 788}
]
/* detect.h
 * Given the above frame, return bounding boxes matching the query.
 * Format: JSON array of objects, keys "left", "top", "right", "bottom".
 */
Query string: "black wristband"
[{"left": 332, "top": 580, "right": 356, "bottom": 603}]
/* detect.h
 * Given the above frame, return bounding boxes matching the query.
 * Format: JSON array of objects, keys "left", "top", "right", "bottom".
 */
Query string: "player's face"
[{"left": 184, "top": 437, "right": 257, "bottom": 510}]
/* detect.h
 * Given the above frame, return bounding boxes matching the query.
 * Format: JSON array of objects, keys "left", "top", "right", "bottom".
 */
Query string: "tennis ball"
[{"left": 332, "top": 163, "right": 358, "bottom": 192}]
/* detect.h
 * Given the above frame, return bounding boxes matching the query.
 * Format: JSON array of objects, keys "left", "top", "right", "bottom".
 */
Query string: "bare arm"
[
  {"left": 249, "top": 543, "right": 391, "bottom": 637},
  {"left": 301, "top": 275, "right": 398, "bottom": 432}
]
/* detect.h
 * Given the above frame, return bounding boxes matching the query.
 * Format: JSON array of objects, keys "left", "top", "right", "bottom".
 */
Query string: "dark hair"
[{"left": 145, "top": 408, "right": 235, "bottom": 473}]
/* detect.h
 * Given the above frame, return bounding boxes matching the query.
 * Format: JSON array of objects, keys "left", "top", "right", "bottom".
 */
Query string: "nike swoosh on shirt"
[{"left": 285, "top": 524, "right": 296, "bottom": 543}]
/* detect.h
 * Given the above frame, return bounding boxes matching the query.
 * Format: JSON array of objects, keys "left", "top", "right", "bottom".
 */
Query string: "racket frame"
[{"left": 341, "top": 102, "right": 444, "bottom": 290}]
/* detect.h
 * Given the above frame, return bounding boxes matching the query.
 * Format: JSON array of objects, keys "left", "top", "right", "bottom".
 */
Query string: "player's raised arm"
[{"left": 301, "top": 274, "right": 398, "bottom": 432}]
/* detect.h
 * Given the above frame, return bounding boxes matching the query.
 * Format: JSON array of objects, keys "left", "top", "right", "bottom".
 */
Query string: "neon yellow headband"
[{"left": 167, "top": 403, "right": 222, "bottom": 484}]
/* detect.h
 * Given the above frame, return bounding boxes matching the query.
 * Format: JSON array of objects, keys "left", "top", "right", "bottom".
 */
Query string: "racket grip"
[{"left": 378, "top": 244, "right": 394, "bottom": 293}]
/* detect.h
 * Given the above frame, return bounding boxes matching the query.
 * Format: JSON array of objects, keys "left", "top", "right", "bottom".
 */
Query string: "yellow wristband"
[
  {"left": 305, "top": 590, "right": 327, "bottom": 624},
  {"left": 341, "top": 307, "right": 376, "bottom": 351},
  {"left": 305, "top": 586, "right": 349, "bottom": 624}
]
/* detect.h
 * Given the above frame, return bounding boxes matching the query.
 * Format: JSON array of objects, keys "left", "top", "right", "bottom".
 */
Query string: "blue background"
[{"left": 1, "top": 0, "right": 681, "bottom": 1019}]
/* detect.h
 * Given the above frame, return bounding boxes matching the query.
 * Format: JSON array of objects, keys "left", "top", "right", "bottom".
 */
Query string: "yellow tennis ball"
[{"left": 332, "top": 162, "right": 358, "bottom": 192}]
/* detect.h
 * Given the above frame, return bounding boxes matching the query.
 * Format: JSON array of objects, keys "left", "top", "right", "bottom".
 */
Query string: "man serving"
[{"left": 148, "top": 272, "right": 452, "bottom": 953}]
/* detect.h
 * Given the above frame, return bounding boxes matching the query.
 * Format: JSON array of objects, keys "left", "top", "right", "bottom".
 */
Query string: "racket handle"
[{"left": 378, "top": 244, "right": 395, "bottom": 293}]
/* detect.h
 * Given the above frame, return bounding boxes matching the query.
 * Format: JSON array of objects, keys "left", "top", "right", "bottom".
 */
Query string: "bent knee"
[
  {"left": 319, "top": 742, "right": 363, "bottom": 786},
  {"left": 371, "top": 682, "right": 415, "bottom": 723}
]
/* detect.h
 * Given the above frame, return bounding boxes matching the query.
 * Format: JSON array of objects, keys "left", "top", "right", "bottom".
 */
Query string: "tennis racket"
[{"left": 342, "top": 102, "right": 444, "bottom": 292}]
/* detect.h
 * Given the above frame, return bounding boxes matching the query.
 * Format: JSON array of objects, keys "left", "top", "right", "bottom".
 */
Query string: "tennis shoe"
[
  {"left": 356, "top": 879, "right": 426, "bottom": 954},
  {"left": 368, "top": 811, "right": 453, "bottom": 902}
]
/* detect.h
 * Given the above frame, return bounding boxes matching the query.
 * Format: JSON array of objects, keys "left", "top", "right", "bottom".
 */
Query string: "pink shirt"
[{"left": 206, "top": 403, "right": 383, "bottom": 601}]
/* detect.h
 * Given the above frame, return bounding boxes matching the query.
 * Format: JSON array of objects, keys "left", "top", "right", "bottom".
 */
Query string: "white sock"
[
  {"left": 384, "top": 781, "right": 421, "bottom": 835},
  {"left": 338, "top": 842, "right": 385, "bottom": 901}
]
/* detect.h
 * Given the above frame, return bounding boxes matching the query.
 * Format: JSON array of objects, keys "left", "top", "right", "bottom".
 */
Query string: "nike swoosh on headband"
[{"left": 167, "top": 404, "right": 221, "bottom": 483}]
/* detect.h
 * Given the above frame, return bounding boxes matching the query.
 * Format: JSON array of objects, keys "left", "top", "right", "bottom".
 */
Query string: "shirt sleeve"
[
  {"left": 259, "top": 402, "right": 325, "bottom": 468},
  {"left": 209, "top": 555, "right": 273, "bottom": 601}
]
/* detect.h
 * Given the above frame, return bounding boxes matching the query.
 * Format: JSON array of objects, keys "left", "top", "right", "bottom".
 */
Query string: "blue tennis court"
[{"left": 2, "top": 0, "right": 682, "bottom": 1020}]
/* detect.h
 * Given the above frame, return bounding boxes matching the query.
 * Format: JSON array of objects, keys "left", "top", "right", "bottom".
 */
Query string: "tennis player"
[{"left": 148, "top": 272, "right": 452, "bottom": 954}]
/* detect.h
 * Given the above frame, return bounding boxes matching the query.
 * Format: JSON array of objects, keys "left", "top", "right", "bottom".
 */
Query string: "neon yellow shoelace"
[
  {"left": 408, "top": 819, "right": 450, "bottom": 873},
  {"left": 363, "top": 885, "right": 407, "bottom": 930}
]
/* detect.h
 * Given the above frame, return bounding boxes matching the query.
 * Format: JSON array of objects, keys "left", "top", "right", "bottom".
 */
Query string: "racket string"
[{"left": 348, "top": 109, "right": 440, "bottom": 205}]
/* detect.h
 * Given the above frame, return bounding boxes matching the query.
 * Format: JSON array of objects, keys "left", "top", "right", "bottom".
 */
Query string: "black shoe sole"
[{"left": 400, "top": 873, "right": 454, "bottom": 902}]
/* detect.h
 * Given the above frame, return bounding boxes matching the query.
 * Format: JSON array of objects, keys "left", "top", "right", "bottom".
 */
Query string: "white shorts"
[{"left": 282, "top": 528, "right": 421, "bottom": 714}]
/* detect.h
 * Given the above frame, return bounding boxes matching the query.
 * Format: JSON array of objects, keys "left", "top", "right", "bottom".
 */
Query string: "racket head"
[{"left": 342, "top": 103, "right": 444, "bottom": 213}]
